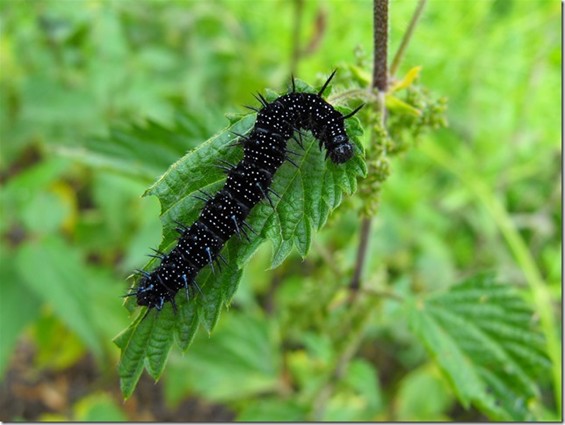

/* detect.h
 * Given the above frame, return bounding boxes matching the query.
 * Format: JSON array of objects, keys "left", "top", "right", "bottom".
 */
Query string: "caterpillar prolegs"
[{"left": 129, "top": 71, "right": 363, "bottom": 313}]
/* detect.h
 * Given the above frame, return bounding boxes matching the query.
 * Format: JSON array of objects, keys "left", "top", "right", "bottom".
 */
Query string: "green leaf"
[
  {"left": 237, "top": 399, "right": 307, "bottom": 422},
  {"left": 324, "top": 359, "right": 384, "bottom": 421},
  {"left": 16, "top": 237, "right": 103, "bottom": 360},
  {"left": 407, "top": 274, "right": 552, "bottom": 421},
  {"left": 164, "top": 313, "right": 281, "bottom": 404},
  {"left": 174, "top": 296, "right": 200, "bottom": 352},
  {"left": 59, "top": 111, "right": 217, "bottom": 180},
  {"left": 395, "top": 364, "right": 453, "bottom": 421},
  {"left": 73, "top": 393, "right": 128, "bottom": 422},
  {"left": 0, "top": 253, "right": 42, "bottom": 376},
  {"left": 145, "top": 306, "right": 175, "bottom": 379},
  {"left": 114, "top": 311, "right": 158, "bottom": 399},
  {"left": 115, "top": 81, "right": 365, "bottom": 397}
]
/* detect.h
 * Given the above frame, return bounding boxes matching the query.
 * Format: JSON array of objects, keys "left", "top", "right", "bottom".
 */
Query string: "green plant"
[
  {"left": 0, "top": 0, "right": 559, "bottom": 421},
  {"left": 114, "top": 79, "right": 367, "bottom": 397}
]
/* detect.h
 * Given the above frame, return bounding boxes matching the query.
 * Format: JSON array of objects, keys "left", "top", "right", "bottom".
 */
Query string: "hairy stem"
[
  {"left": 349, "top": 217, "right": 372, "bottom": 292},
  {"left": 350, "top": 0, "right": 389, "bottom": 292},
  {"left": 372, "top": 0, "right": 389, "bottom": 92},
  {"left": 309, "top": 2, "right": 395, "bottom": 419},
  {"left": 390, "top": 0, "right": 427, "bottom": 75}
]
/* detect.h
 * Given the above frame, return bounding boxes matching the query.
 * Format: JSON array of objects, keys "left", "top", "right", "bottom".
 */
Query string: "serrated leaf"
[
  {"left": 219, "top": 245, "right": 245, "bottom": 303},
  {"left": 114, "top": 312, "right": 158, "bottom": 398},
  {"left": 115, "top": 81, "right": 365, "bottom": 397},
  {"left": 270, "top": 238, "right": 294, "bottom": 270},
  {"left": 174, "top": 296, "right": 199, "bottom": 352},
  {"left": 407, "top": 274, "right": 552, "bottom": 421},
  {"left": 145, "top": 306, "right": 175, "bottom": 379},
  {"left": 196, "top": 269, "right": 227, "bottom": 334},
  {"left": 60, "top": 111, "right": 217, "bottom": 180},
  {"left": 295, "top": 216, "right": 312, "bottom": 257}
]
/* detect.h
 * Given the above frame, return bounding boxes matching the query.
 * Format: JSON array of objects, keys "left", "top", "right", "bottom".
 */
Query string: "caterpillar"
[{"left": 129, "top": 71, "right": 363, "bottom": 313}]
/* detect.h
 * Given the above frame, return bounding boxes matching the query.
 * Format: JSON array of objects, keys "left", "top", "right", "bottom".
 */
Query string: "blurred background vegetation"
[{"left": 0, "top": 0, "right": 560, "bottom": 421}]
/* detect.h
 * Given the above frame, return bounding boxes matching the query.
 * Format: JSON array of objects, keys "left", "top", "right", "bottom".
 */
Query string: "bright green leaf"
[
  {"left": 0, "top": 254, "right": 41, "bottom": 376},
  {"left": 74, "top": 393, "right": 128, "bottom": 422},
  {"left": 407, "top": 274, "right": 552, "bottom": 421},
  {"left": 114, "top": 312, "right": 158, "bottom": 399},
  {"left": 114, "top": 80, "right": 365, "bottom": 397},
  {"left": 394, "top": 364, "right": 453, "bottom": 421},
  {"left": 237, "top": 399, "right": 307, "bottom": 422},
  {"left": 16, "top": 237, "right": 103, "bottom": 360},
  {"left": 164, "top": 313, "right": 280, "bottom": 404}
]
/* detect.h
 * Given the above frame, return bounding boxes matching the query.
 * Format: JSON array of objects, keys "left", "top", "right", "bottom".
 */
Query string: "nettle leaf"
[
  {"left": 407, "top": 274, "right": 552, "bottom": 421},
  {"left": 115, "top": 81, "right": 366, "bottom": 398},
  {"left": 60, "top": 111, "right": 216, "bottom": 180}
]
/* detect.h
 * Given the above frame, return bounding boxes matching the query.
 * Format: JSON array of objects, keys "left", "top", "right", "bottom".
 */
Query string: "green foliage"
[
  {"left": 73, "top": 394, "right": 128, "bottom": 422},
  {"left": 115, "top": 80, "right": 367, "bottom": 398},
  {"left": 165, "top": 313, "right": 281, "bottom": 404},
  {"left": 407, "top": 274, "right": 551, "bottom": 420},
  {"left": 357, "top": 71, "right": 448, "bottom": 217},
  {"left": 72, "top": 112, "right": 218, "bottom": 181},
  {"left": 17, "top": 238, "right": 104, "bottom": 360},
  {"left": 394, "top": 364, "right": 453, "bottom": 421},
  {"left": 0, "top": 0, "right": 559, "bottom": 422},
  {"left": 0, "top": 261, "right": 41, "bottom": 375}
]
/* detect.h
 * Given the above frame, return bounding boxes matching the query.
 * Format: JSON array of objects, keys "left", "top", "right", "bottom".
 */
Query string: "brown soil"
[{"left": 0, "top": 341, "right": 234, "bottom": 422}]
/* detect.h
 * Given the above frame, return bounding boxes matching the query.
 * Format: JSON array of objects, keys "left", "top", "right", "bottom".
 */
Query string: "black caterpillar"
[{"left": 129, "top": 71, "right": 362, "bottom": 313}]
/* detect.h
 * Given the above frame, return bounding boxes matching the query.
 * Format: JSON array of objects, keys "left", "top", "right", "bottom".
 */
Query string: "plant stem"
[
  {"left": 372, "top": 0, "right": 389, "bottom": 92},
  {"left": 309, "top": 2, "right": 390, "bottom": 418},
  {"left": 350, "top": 0, "right": 389, "bottom": 292},
  {"left": 350, "top": 218, "right": 372, "bottom": 291},
  {"left": 390, "top": 0, "right": 427, "bottom": 75},
  {"left": 361, "top": 287, "right": 404, "bottom": 302}
]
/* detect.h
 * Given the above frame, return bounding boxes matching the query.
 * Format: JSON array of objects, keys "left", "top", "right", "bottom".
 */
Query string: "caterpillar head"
[{"left": 328, "top": 134, "right": 354, "bottom": 164}]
